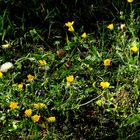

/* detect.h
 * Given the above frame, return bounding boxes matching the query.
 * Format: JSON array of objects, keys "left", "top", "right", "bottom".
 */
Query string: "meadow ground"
[{"left": 1, "top": 0, "right": 140, "bottom": 139}]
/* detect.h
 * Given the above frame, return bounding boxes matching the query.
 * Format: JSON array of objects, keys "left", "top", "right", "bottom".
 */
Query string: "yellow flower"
[
  {"left": 9, "top": 101, "right": 18, "bottom": 109},
  {"left": 33, "top": 103, "right": 46, "bottom": 109},
  {"left": 25, "top": 109, "right": 32, "bottom": 117},
  {"left": 65, "top": 21, "right": 74, "bottom": 32},
  {"left": 38, "top": 103, "right": 46, "bottom": 108},
  {"left": 0, "top": 71, "right": 3, "bottom": 78},
  {"left": 33, "top": 103, "right": 39, "bottom": 109},
  {"left": 31, "top": 114, "right": 40, "bottom": 123},
  {"left": 81, "top": 32, "right": 87, "bottom": 38},
  {"left": 104, "top": 59, "right": 111, "bottom": 66},
  {"left": 107, "top": 23, "right": 114, "bottom": 30},
  {"left": 100, "top": 82, "right": 110, "bottom": 89},
  {"left": 18, "top": 82, "right": 24, "bottom": 90},
  {"left": 65, "top": 21, "right": 74, "bottom": 28},
  {"left": 66, "top": 75, "right": 74, "bottom": 83},
  {"left": 39, "top": 60, "right": 47, "bottom": 65},
  {"left": 127, "top": 0, "right": 134, "bottom": 3},
  {"left": 27, "top": 74, "right": 35, "bottom": 81},
  {"left": 68, "top": 26, "right": 74, "bottom": 32},
  {"left": 131, "top": 45, "right": 138, "bottom": 53},
  {"left": 46, "top": 116, "right": 56, "bottom": 123}
]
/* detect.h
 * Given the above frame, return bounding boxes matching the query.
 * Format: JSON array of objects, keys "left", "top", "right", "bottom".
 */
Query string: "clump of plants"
[{"left": 1, "top": 0, "right": 140, "bottom": 139}]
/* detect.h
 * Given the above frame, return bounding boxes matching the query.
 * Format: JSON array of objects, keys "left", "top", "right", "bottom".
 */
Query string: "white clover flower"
[{"left": 0, "top": 62, "right": 14, "bottom": 72}]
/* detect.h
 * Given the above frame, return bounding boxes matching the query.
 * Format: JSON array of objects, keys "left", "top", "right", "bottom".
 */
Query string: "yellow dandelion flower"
[
  {"left": 65, "top": 21, "right": 74, "bottom": 28},
  {"left": 33, "top": 103, "right": 39, "bottom": 109},
  {"left": 127, "top": 0, "right": 134, "bottom": 3},
  {"left": 25, "top": 109, "right": 32, "bottom": 117},
  {"left": 66, "top": 75, "right": 74, "bottom": 83},
  {"left": 100, "top": 82, "right": 110, "bottom": 89},
  {"left": 31, "top": 114, "right": 40, "bottom": 123},
  {"left": 131, "top": 45, "right": 138, "bottom": 53},
  {"left": 65, "top": 21, "right": 74, "bottom": 32},
  {"left": 0, "top": 71, "right": 3, "bottom": 78},
  {"left": 27, "top": 74, "right": 35, "bottom": 81},
  {"left": 33, "top": 103, "right": 46, "bottom": 109},
  {"left": 46, "top": 116, "right": 56, "bottom": 123},
  {"left": 81, "top": 32, "right": 87, "bottom": 38},
  {"left": 38, "top": 103, "right": 46, "bottom": 108},
  {"left": 18, "top": 82, "right": 24, "bottom": 90},
  {"left": 107, "top": 23, "right": 114, "bottom": 30},
  {"left": 9, "top": 101, "right": 18, "bottom": 109},
  {"left": 104, "top": 59, "right": 111, "bottom": 66},
  {"left": 39, "top": 60, "right": 47, "bottom": 65},
  {"left": 68, "top": 26, "right": 74, "bottom": 32}
]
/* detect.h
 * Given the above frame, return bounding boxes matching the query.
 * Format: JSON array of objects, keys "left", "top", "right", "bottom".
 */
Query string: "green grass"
[{"left": 1, "top": 0, "right": 140, "bottom": 139}]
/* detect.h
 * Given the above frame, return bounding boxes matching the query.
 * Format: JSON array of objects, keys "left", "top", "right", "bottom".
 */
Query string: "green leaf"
[{"left": 95, "top": 100, "right": 102, "bottom": 107}]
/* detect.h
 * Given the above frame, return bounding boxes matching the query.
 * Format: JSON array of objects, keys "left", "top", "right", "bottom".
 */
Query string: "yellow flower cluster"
[
  {"left": 9, "top": 100, "right": 55, "bottom": 123},
  {"left": 24, "top": 103, "right": 52, "bottom": 123},
  {"left": 65, "top": 21, "right": 74, "bottom": 32},
  {"left": 33, "top": 103, "right": 46, "bottom": 109}
]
